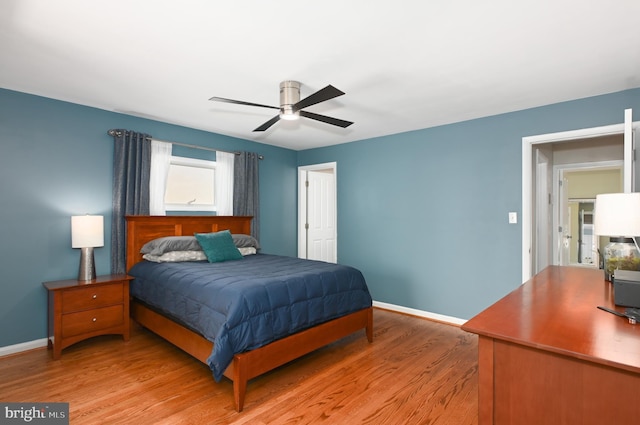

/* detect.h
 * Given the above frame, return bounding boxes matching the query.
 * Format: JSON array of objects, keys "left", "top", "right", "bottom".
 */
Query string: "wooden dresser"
[
  {"left": 43, "top": 275, "right": 132, "bottom": 359},
  {"left": 462, "top": 266, "right": 640, "bottom": 424}
]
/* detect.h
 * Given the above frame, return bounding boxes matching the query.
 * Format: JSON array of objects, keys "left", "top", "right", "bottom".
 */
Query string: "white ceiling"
[{"left": 1, "top": 1, "right": 639, "bottom": 151}]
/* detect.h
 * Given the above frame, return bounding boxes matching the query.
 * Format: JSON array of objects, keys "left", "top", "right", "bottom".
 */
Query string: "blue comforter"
[{"left": 129, "top": 254, "right": 372, "bottom": 381}]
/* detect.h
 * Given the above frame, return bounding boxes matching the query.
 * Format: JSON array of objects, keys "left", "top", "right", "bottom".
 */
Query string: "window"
[{"left": 164, "top": 156, "right": 216, "bottom": 212}]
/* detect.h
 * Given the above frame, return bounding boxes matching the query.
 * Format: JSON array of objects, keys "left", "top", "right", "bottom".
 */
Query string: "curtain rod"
[
  {"left": 107, "top": 129, "right": 264, "bottom": 160},
  {"left": 153, "top": 137, "right": 264, "bottom": 160}
]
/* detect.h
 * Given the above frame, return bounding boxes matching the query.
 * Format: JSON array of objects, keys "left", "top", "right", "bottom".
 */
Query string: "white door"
[
  {"left": 624, "top": 108, "right": 635, "bottom": 193},
  {"left": 558, "top": 175, "right": 571, "bottom": 266},
  {"left": 298, "top": 163, "right": 337, "bottom": 263},
  {"left": 535, "top": 148, "right": 552, "bottom": 273},
  {"left": 307, "top": 170, "right": 336, "bottom": 262}
]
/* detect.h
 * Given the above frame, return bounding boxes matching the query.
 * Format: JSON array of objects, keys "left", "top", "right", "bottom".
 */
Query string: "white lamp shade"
[
  {"left": 594, "top": 193, "right": 640, "bottom": 236},
  {"left": 71, "top": 215, "right": 104, "bottom": 248}
]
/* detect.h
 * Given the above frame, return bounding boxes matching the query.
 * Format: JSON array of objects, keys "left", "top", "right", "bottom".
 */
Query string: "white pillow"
[
  {"left": 143, "top": 248, "right": 256, "bottom": 262},
  {"left": 238, "top": 247, "right": 256, "bottom": 256},
  {"left": 143, "top": 250, "right": 207, "bottom": 263}
]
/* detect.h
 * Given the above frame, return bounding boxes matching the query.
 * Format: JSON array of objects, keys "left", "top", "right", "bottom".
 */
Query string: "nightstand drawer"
[
  {"left": 61, "top": 305, "right": 124, "bottom": 338},
  {"left": 61, "top": 284, "right": 124, "bottom": 312}
]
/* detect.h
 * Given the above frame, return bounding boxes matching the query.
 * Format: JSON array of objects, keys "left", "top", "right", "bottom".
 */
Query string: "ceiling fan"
[{"left": 209, "top": 81, "right": 353, "bottom": 132}]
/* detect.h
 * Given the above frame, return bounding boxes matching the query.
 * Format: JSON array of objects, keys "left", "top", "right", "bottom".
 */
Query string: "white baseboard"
[
  {"left": 373, "top": 301, "right": 467, "bottom": 326},
  {"left": 0, "top": 338, "right": 48, "bottom": 357}
]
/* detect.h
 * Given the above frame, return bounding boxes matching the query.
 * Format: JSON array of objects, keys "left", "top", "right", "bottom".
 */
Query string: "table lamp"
[
  {"left": 594, "top": 193, "right": 640, "bottom": 281},
  {"left": 71, "top": 215, "right": 104, "bottom": 281}
]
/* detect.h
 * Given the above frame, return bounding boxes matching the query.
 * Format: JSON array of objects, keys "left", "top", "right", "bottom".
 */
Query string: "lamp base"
[{"left": 78, "top": 247, "right": 96, "bottom": 281}]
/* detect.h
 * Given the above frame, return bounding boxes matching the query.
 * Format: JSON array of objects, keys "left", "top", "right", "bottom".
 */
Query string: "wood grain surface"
[{"left": 0, "top": 309, "right": 478, "bottom": 424}]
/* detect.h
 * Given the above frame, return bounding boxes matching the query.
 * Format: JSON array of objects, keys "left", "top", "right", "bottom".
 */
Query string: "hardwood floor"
[{"left": 0, "top": 309, "right": 478, "bottom": 424}]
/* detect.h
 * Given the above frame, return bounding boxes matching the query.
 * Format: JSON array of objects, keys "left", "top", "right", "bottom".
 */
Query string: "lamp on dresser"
[
  {"left": 71, "top": 215, "right": 104, "bottom": 281},
  {"left": 594, "top": 193, "right": 640, "bottom": 281}
]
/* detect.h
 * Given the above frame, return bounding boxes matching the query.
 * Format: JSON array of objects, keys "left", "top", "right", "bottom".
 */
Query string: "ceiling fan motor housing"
[{"left": 280, "top": 80, "right": 300, "bottom": 118}]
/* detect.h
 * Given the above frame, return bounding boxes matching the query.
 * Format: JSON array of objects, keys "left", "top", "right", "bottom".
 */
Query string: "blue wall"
[
  {"left": 2, "top": 87, "right": 640, "bottom": 349},
  {"left": 0, "top": 88, "right": 298, "bottom": 347},
  {"left": 298, "top": 88, "right": 640, "bottom": 320}
]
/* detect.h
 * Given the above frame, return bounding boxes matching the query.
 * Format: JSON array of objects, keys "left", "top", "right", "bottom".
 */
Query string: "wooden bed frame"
[{"left": 125, "top": 215, "right": 373, "bottom": 412}]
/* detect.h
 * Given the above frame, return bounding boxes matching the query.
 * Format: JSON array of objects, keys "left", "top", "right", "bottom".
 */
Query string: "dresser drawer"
[
  {"left": 61, "top": 284, "right": 124, "bottom": 312},
  {"left": 61, "top": 305, "right": 124, "bottom": 338}
]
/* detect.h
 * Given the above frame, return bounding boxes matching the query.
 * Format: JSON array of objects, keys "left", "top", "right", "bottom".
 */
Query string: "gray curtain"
[
  {"left": 233, "top": 151, "right": 260, "bottom": 240},
  {"left": 110, "top": 129, "right": 151, "bottom": 275}
]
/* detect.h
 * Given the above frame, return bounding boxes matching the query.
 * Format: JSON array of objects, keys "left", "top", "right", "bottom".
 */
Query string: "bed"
[{"left": 125, "top": 215, "right": 373, "bottom": 412}]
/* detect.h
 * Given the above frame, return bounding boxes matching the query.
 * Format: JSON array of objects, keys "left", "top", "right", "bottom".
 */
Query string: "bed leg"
[
  {"left": 232, "top": 355, "right": 248, "bottom": 412},
  {"left": 366, "top": 308, "right": 373, "bottom": 343}
]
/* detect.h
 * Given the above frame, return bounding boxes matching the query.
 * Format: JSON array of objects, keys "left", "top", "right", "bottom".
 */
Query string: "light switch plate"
[{"left": 509, "top": 212, "right": 517, "bottom": 224}]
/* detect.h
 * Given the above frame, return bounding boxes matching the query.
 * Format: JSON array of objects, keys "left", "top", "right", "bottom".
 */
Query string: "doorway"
[
  {"left": 298, "top": 162, "right": 337, "bottom": 263},
  {"left": 555, "top": 163, "right": 623, "bottom": 268},
  {"left": 522, "top": 124, "right": 631, "bottom": 281}
]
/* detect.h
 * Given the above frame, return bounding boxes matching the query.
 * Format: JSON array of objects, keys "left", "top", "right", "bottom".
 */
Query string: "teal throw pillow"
[{"left": 195, "top": 230, "right": 243, "bottom": 263}]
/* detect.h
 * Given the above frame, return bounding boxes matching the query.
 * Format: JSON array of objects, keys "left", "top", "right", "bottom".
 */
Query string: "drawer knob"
[
  {"left": 92, "top": 294, "right": 97, "bottom": 299},
  {"left": 92, "top": 317, "right": 97, "bottom": 322}
]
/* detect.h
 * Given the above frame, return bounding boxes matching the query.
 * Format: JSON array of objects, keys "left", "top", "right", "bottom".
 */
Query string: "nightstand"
[{"left": 43, "top": 274, "right": 133, "bottom": 359}]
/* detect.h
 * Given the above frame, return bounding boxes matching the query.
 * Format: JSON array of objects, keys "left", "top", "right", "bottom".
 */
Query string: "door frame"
[
  {"left": 522, "top": 123, "right": 628, "bottom": 282},
  {"left": 297, "top": 162, "right": 337, "bottom": 260}
]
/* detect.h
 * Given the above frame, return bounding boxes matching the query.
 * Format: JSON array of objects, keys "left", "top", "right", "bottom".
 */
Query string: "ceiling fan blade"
[
  {"left": 299, "top": 110, "right": 353, "bottom": 128},
  {"left": 253, "top": 115, "right": 281, "bottom": 132},
  {"left": 209, "top": 96, "right": 279, "bottom": 110},
  {"left": 292, "top": 85, "right": 345, "bottom": 112}
]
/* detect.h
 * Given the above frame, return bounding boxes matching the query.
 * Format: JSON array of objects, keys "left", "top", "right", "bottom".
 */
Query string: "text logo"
[{"left": 1, "top": 403, "right": 69, "bottom": 424}]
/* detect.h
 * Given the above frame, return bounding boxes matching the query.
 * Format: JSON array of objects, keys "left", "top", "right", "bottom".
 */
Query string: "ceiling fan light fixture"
[
  {"left": 280, "top": 113, "right": 299, "bottom": 121},
  {"left": 279, "top": 105, "right": 299, "bottom": 121}
]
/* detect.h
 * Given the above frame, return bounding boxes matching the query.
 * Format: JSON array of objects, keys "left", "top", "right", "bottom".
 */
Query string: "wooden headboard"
[{"left": 125, "top": 215, "right": 252, "bottom": 271}]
